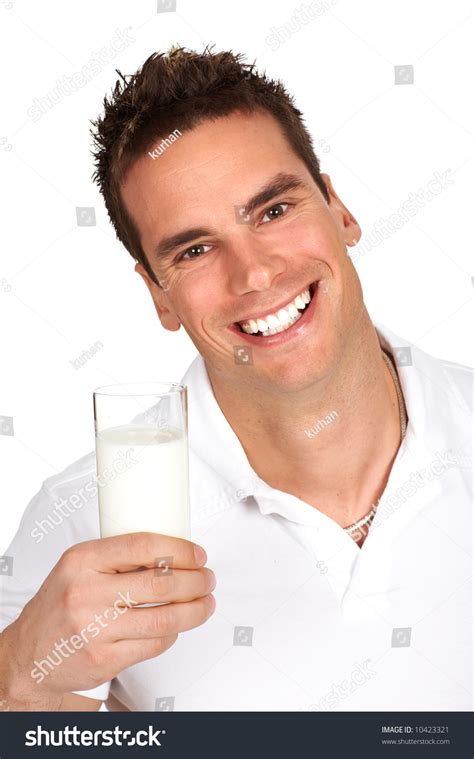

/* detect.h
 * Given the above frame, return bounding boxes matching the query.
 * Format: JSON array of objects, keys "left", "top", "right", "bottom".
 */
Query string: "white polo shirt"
[{"left": 1, "top": 325, "right": 472, "bottom": 711}]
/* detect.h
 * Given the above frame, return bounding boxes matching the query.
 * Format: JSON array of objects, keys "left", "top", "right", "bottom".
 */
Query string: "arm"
[
  {"left": 0, "top": 624, "right": 62, "bottom": 711},
  {"left": 1, "top": 626, "right": 101, "bottom": 711}
]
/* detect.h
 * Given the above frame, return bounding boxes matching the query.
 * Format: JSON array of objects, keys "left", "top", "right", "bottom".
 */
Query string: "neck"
[{"left": 207, "top": 321, "right": 403, "bottom": 532}]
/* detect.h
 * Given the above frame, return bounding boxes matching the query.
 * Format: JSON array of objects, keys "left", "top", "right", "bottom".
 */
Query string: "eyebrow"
[
  {"left": 153, "top": 226, "right": 212, "bottom": 260},
  {"left": 243, "top": 172, "right": 307, "bottom": 216},
  {"left": 152, "top": 172, "right": 307, "bottom": 259}
]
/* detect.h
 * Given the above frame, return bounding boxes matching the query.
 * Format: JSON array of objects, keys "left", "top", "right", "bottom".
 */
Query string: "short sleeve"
[{"left": 72, "top": 682, "right": 111, "bottom": 701}]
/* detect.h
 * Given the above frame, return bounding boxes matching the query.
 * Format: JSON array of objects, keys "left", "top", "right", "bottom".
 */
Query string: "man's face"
[{"left": 121, "top": 110, "right": 363, "bottom": 393}]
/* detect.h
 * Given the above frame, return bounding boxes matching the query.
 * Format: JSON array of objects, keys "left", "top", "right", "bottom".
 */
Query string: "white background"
[{"left": 0, "top": 0, "right": 472, "bottom": 549}]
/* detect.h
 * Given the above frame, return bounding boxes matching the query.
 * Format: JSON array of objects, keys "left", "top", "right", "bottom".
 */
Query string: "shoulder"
[
  {"left": 376, "top": 323, "right": 472, "bottom": 411},
  {"left": 18, "top": 450, "right": 99, "bottom": 549},
  {"left": 437, "top": 358, "right": 473, "bottom": 412},
  {"left": 414, "top": 349, "right": 473, "bottom": 416},
  {"left": 41, "top": 450, "right": 97, "bottom": 496}
]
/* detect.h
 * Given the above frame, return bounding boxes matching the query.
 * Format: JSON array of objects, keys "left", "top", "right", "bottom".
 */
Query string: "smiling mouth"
[{"left": 234, "top": 282, "right": 317, "bottom": 337}]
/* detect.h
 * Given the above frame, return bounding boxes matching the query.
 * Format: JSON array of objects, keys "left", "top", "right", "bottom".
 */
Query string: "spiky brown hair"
[{"left": 90, "top": 45, "right": 329, "bottom": 285}]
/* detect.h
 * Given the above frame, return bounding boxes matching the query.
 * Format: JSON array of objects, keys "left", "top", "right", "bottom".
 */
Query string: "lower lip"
[{"left": 228, "top": 282, "right": 319, "bottom": 347}]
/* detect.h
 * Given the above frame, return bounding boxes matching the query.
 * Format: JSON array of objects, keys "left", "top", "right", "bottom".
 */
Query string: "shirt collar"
[{"left": 183, "top": 355, "right": 260, "bottom": 501}]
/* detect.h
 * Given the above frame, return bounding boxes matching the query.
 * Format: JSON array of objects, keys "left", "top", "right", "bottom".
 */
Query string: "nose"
[{"left": 225, "top": 233, "right": 287, "bottom": 295}]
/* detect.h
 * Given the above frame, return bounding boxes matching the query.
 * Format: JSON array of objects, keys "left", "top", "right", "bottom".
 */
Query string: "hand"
[{"left": 0, "top": 532, "right": 215, "bottom": 709}]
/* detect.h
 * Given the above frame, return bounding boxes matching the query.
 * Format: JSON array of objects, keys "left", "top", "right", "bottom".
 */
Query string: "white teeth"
[
  {"left": 237, "top": 285, "right": 314, "bottom": 337},
  {"left": 260, "top": 311, "right": 303, "bottom": 336},
  {"left": 288, "top": 303, "right": 298, "bottom": 318},
  {"left": 266, "top": 314, "right": 280, "bottom": 329},
  {"left": 277, "top": 308, "right": 291, "bottom": 325}
]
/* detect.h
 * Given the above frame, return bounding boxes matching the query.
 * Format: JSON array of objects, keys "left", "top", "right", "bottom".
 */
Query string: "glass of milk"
[{"left": 93, "top": 382, "right": 190, "bottom": 541}]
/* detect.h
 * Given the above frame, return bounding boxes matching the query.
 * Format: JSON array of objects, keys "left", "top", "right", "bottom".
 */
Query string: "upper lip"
[{"left": 232, "top": 281, "right": 316, "bottom": 325}]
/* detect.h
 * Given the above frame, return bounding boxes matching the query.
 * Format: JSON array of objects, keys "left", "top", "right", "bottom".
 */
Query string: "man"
[{"left": 0, "top": 47, "right": 471, "bottom": 712}]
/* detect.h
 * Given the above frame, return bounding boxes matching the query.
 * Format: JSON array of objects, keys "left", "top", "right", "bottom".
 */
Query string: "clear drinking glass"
[{"left": 93, "top": 382, "right": 190, "bottom": 540}]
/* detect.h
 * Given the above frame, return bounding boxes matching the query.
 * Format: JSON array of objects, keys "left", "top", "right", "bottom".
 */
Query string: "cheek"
[
  {"left": 170, "top": 282, "right": 216, "bottom": 331},
  {"left": 276, "top": 208, "right": 335, "bottom": 252},
  {"left": 173, "top": 256, "right": 228, "bottom": 325},
  {"left": 277, "top": 224, "right": 333, "bottom": 268},
  {"left": 298, "top": 214, "right": 346, "bottom": 266}
]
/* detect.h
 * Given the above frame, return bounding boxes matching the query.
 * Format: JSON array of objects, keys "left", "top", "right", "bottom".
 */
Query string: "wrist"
[{"left": 0, "top": 622, "right": 62, "bottom": 711}]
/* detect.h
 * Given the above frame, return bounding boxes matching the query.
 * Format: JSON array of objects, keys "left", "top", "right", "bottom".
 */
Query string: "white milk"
[{"left": 96, "top": 424, "right": 190, "bottom": 540}]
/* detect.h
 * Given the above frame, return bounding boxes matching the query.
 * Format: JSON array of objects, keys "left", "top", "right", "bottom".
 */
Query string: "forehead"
[{"left": 120, "top": 110, "right": 310, "bottom": 246}]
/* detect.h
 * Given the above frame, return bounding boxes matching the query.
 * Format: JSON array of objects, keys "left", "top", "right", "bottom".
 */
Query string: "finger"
[
  {"left": 104, "top": 567, "right": 216, "bottom": 607},
  {"left": 108, "top": 594, "right": 216, "bottom": 641},
  {"left": 110, "top": 634, "right": 179, "bottom": 672},
  {"left": 68, "top": 532, "right": 207, "bottom": 573}
]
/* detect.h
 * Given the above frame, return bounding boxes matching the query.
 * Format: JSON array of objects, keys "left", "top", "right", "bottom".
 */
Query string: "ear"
[
  {"left": 320, "top": 173, "right": 361, "bottom": 248},
  {"left": 134, "top": 263, "right": 181, "bottom": 332}
]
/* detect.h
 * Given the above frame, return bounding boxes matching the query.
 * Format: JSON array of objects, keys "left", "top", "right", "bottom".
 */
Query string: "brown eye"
[
  {"left": 261, "top": 203, "right": 289, "bottom": 223},
  {"left": 180, "top": 244, "right": 211, "bottom": 261}
]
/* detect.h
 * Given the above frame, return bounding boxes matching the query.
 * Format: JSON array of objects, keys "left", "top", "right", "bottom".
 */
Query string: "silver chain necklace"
[{"left": 343, "top": 350, "right": 408, "bottom": 538}]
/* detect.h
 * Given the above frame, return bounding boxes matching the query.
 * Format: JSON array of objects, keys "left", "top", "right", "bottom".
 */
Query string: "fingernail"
[
  {"left": 209, "top": 570, "right": 216, "bottom": 591},
  {"left": 194, "top": 545, "right": 207, "bottom": 565}
]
